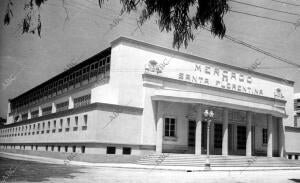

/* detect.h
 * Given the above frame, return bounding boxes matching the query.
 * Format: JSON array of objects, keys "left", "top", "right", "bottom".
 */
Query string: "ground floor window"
[
  {"left": 122, "top": 147, "right": 131, "bottom": 155},
  {"left": 72, "top": 146, "right": 76, "bottom": 153},
  {"left": 164, "top": 117, "right": 176, "bottom": 137},
  {"left": 81, "top": 146, "right": 85, "bottom": 153},
  {"left": 106, "top": 146, "right": 116, "bottom": 154},
  {"left": 237, "top": 126, "right": 246, "bottom": 150}
]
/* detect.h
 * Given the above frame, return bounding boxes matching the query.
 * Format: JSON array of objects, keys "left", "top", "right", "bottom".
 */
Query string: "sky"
[{"left": 0, "top": 0, "right": 300, "bottom": 118}]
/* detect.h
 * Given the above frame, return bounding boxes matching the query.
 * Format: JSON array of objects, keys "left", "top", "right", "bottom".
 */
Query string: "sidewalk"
[{"left": 1, "top": 152, "right": 300, "bottom": 172}]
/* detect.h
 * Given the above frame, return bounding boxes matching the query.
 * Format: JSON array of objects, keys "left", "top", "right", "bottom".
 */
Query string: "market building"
[{"left": 0, "top": 37, "right": 298, "bottom": 158}]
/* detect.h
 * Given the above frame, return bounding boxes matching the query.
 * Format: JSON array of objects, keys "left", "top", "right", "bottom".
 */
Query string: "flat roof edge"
[{"left": 111, "top": 36, "right": 295, "bottom": 86}]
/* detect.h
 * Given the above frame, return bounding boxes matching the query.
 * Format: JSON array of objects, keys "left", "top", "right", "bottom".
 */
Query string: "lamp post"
[{"left": 203, "top": 109, "right": 214, "bottom": 170}]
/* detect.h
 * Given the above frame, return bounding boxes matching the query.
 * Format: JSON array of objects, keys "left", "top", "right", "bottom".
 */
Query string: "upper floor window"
[
  {"left": 74, "top": 94, "right": 91, "bottom": 108},
  {"left": 58, "top": 79, "right": 63, "bottom": 92},
  {"left": 42, "top": 106, "right": 52, "bottom": 116},
  {"left": 164, "top": 117, "right": 176, "bottom": 137},
  {"left": 31, "top": 110, "right": 39, "bottom": 119},
  {"left": 294, "top": 116, "right": 300, "bottom": 128},
  {"left": 67, "top": 118, "right": 70, "bottom": 127},
  {"left": 90, "top": 62, "right": 99, "bottom": 78},
  {"left": 63, "top": 76, "right": 68, "bottom": 90},
  {"left": 75, "top": 116, "right": 78, "bottom": 126},
  {"left": 228, "top": 110, "right": 246, "bottom": 123},
  {"left": 21, "top": 113, "right": 28, "bottom": 120},
  {"left": 82, "top": 65, "right": 90, "bottom": 81},
  {"left": 84, "top": 115, "right": 88, "bottom": 126},
  {"left": 75, "top": 70, "right": 82, "bottom": 84},
  {"left": 56, "top": 101, "right": 69, "bottom": 112},
  {"left": 9, "top": 54, "right": 111, "bottom": 112}
]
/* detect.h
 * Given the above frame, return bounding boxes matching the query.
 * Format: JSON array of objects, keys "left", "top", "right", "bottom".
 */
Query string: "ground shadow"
[
  {"left": 0, "top": 157, "right": 86, "bottom": 182},
  {"left": 290, "top": 179, "right": 300, "bottom": 183}
]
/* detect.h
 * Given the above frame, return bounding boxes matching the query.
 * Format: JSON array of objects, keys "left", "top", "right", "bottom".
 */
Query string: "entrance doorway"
[
  {"left": 237, "top": 125, "right": 246, "bottom": 155},
  {"left": 188, "top": 120, "right": 196, "bottom": 153},
  {"left": 188, "top": 120, "right": 196, "bottom": 147}
]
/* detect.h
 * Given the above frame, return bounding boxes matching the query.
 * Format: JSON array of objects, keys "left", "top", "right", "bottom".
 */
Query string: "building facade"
[
  {"left": 0, "top": 37, "right": 297, "bottom": 158},
  {"left": 294, "top": 93, "right": 300, "bottom": 128}
]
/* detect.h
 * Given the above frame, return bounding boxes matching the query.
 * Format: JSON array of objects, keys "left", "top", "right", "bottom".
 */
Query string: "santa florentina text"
[{"left": 177, "top": 64, "right": 264, "bottom": 96}]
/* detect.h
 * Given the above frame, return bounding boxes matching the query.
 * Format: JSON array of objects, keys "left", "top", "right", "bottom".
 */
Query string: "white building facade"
[{"left": 0, "top": 37, "right": 297, "bottom": 158}]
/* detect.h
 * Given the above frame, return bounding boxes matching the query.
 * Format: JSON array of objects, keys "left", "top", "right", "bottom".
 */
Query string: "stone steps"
[{"left": 137, "top": 154, "right": 300, "bottom": 167}]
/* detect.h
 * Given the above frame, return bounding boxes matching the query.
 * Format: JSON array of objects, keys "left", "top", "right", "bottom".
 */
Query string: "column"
[
  {"left": 233, "top": 124, "right": 237, "bottom": 153},
  {"left": 267, "top": 114, "right": 273, "bottom": 157},
  {"left": 210, "top": 122, "right": 214, "bottom": 154},
  {"left": 278, "top": 117, "right": 285, "bottom": 157},
  {"left": 195, "top": 106, "right": 202, "bottom": 155},
  {"left": 6, "top": 101, "right": 13, "bottom": 124},
  {"left": 28, "top": 110, "right": 32, "bottom": 119},
  {"left": 52, "top": 102, "right": 57, "bottom": 113},
  {"left": 222, "top": 108, "right": 229, "bottom": 156},
  {"left": 38, "top": 106, "right": 42, "bottom": 117},
  {"left": 246, "top": 111, "right": 252, "bottom": 157},
  {"left": 68, "top": 96, "right": 74, "bottom": 109},
  {"left": 156, "top": 101, "right": 164, "bottom": 153}
]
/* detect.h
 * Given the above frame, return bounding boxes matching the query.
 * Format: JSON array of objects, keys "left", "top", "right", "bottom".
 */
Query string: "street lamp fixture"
[{"left": 203, "top": 109, "right": 214, "bottom": 170}]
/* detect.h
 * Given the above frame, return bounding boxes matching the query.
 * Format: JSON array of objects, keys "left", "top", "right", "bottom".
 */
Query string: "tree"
[
  {"left": 0, "top": 117, "right": 6, "bottom": 127},
  {"left": 4, "top": 0, "right": 229, "bottom": 49}
]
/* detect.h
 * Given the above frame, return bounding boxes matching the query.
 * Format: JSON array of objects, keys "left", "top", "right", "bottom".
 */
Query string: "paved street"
[{"left": 1, "top": 157, "right": 300, "bottom": 183}]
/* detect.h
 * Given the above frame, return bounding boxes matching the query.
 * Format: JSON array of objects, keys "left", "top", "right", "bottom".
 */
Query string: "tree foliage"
[{"left": 4, "top": 0, "right": 229, "bottom": 49}]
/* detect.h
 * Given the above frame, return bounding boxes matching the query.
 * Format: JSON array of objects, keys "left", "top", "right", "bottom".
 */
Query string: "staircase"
[{"left": 137, "top": 154, "right": 300, "bottom": 167}]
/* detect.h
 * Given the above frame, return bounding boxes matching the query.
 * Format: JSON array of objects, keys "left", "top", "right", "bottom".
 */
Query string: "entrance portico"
[
  {"left": 145, "top": 73, "right": 287, "bottom": 158},
  {"left": 154, "top": 100, "right": 284, "bottom": 157}
]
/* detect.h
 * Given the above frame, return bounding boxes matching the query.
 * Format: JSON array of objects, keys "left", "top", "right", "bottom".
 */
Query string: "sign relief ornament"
[
  {"left": 145, "top": 59, "right": 169, "bottom": 74},
  {"left": 274, "top": 88, "right": 284, "bottom": 99}
]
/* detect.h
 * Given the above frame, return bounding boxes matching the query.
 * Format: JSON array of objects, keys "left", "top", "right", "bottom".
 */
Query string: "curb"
[{"left": 1, "top": 152, "right": 300, "bottom": 172}]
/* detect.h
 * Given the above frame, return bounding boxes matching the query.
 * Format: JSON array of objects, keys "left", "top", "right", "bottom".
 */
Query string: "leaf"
[
  {"left": 4, "top": 13, "right": 10, "bottom": 25},
  {"left": 3, "top": 0, "right": 229, "bottom": 48},
  {"left": 9, "top": 9, "right": 13, "bottom": 17},
  {"left": 4, "top": 2, "right": 13, "bottom": 26},
  {"left": 35, "top": 0, "right": 47, "bottom": 8},
  {"left": 37, "top": 15, "right": 42, "bottom": 37},
  {"left": 98, "top": 0, "right": 107, "bottom": 8}
]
